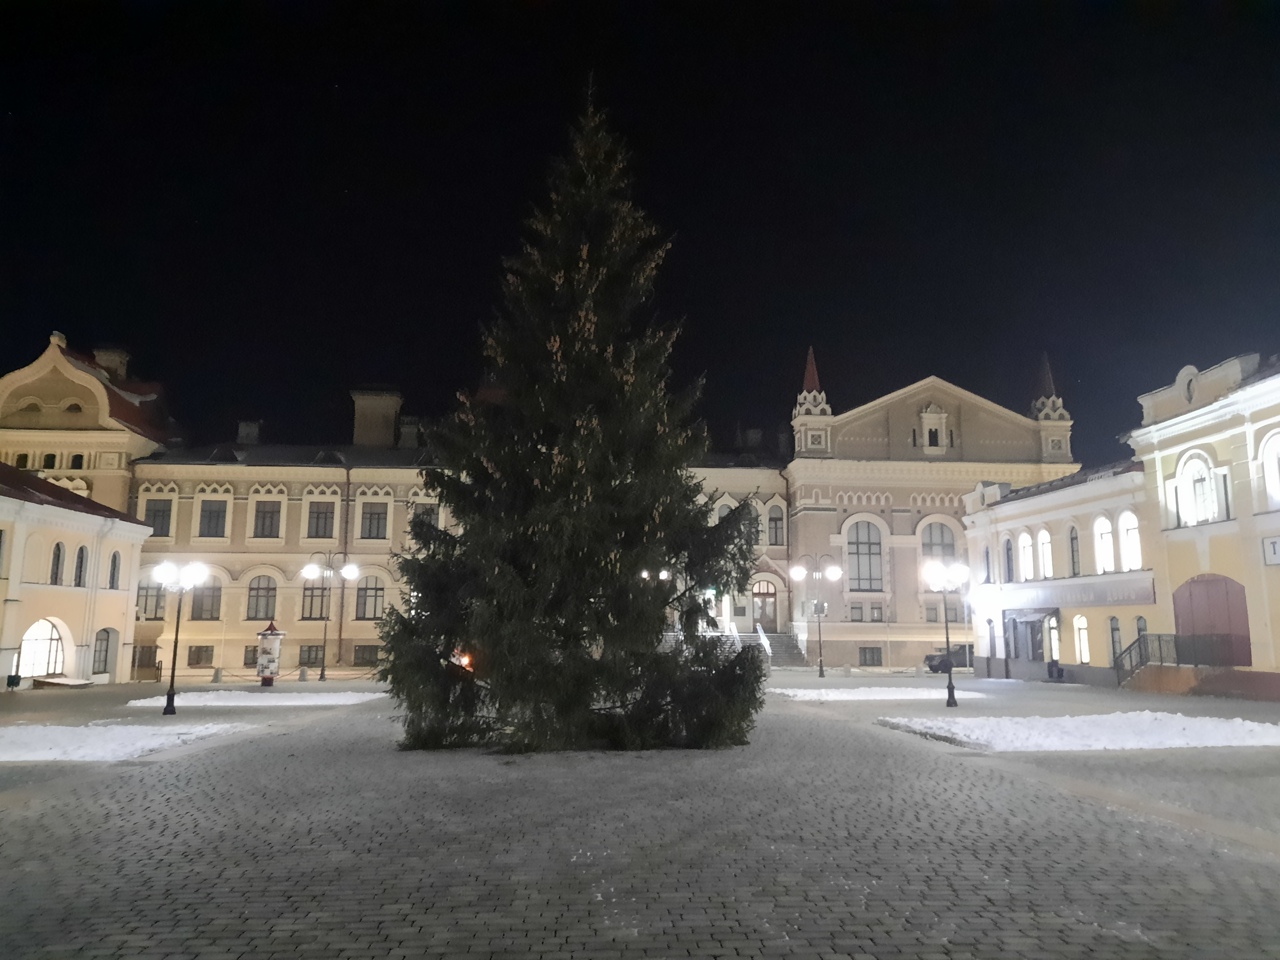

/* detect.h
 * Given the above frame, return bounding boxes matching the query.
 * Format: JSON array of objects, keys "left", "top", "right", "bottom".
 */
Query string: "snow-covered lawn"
[
  {"left": 770, "top": 687, "right": 989, "bottom": 701},
  {"left": 879, "top": 711, "right": 1280, "bottom": 751},
  {"left": 126, "top": 691, "right": 387, "bottom": 708},
  {"left": 0, "top": 723, "right": 250, "bottom": 762}
]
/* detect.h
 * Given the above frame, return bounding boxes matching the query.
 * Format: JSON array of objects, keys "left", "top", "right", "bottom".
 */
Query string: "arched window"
[
  {"left": 355, "top": 576, "right": 385, "bottom": 620},
  {"left": 1003, "top": 538, "right": 1014, "bottom": 583},
  {"left": 1177, "top": 455, "right": 1219, "bottom": 526},
  {"left": 1093, "top": 517, "right": 1115, "bottom": 574},
  {"left": 1047, "top": 615, "right": 1061, "bottom": 661},
  {"left": 1074, "top": 615, "right": 1090, "bottom": 664},
  {"left": 246, "top": 575, "right": 277, "bottom": 621},
  {"left": 921, "top": 522, "right": 955, "bottom": 559},
  {"left": 190, "top": 580, "right": 222, "bottom": 621},
  {"left": 93, "top": 629, "right": 111, "bottom": 674},
  {"left": 1017, "top": 532, "right": 1033, "bottom": 581},
  {"left": 1136, "top": 616, "right": 1148, "bottom": 638},
  {"left": 1118, "top": 511, "right": 1141, "bottom": 571},
  {"left": 108, "top": 551, "right": 121, "bottom": 590},
  {"left": 50, "top": 542, "right": 64, "bottom": 585},
  {"left": 767, "top": 506, "right": 784, "bottom": 546},
  {"left": 847, "top": 521, "right": 883, "bottom": 592},
  {"left": 1261, "top": 433, "right": 1280, "bottom": 509},
  {"left": 69, "top": 454, "right": 85, "bottom": 470},
  {"left": 983, "top": 546, "right": 991, "bottom": 584},
  {"left": 1109, "top": 616, "right": 1122, "bottom": 663},
  {"left": 17, "top": 619, "right": 64, "bottom": 677},
  {"left": 42, "top": 453, "right": 56, "bottom": 470},
  {"left": 1037, "top": 530, "right": 1053, "bottom": 579},
  {"left": 1068, "top": 526, "right": 1081, "bottom": 577},
  {"left": 743, "top": 504, "right": 760, "bottom": 545},
  {"left": 717, "top": 504, "right": 731, "bottom": 523},
  {"left": 74, "top": 546, "right": 88, "bottom": 587}
]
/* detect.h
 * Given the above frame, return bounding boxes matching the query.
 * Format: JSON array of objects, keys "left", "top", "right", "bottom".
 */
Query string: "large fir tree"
[{"left": 381, "top": 102, "right": 765, "bottom": 751}]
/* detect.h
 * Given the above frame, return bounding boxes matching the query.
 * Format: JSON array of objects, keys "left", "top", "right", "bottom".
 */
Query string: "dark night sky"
[{"left": 5, "top": 2, "right": 1280, "bottom": 466}]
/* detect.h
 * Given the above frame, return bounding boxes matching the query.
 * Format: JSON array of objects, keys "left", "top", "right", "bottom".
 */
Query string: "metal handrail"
[{"left": 1115, "top": 632, "right": 1251, "bottom": 684}]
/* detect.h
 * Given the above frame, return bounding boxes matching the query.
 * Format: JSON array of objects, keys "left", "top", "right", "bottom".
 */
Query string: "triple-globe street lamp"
[
  {"left": 921, "top": 559, "right": 970, "bottom": 708},
  {"left": 789, "top": 554, "right": 842, "bottom": 678},
  {"left": 301, "top": 551, "right": 359, "bottom": 681},
  {"left": 153, "top": 560, "right": 210, "bottom": 716}
]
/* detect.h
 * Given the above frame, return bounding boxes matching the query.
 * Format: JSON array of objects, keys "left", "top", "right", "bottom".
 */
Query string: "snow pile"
[
  {"left": 126, "top": 691, "right": 387, "bottom": 708},
  {"left": 878, "top": 711, "right": 1280, "bottom": 751},
  {"left": 770, "top": 687, "right": 989, "bottom": 701},
  {"left": 0, "top": 723, "right": 249, "bottom": 762}
]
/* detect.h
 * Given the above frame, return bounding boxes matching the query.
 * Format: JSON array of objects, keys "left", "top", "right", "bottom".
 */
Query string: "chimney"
[
  {"left": 237, "top": 420, "right": 261, "bottom": 445},
  {"left": 350, "top": 389, "right": 403, "bottom": 447},
  {"left": 93, "top": 347, "right": 130, "bottom": 381},
  {"left": 397, "top": 415, "right": 421, "bottom": 449}
]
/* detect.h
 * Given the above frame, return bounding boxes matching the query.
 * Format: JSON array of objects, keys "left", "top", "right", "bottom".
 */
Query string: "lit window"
[
  {"left": 1262, "top": 433, "right": 1280, "bottom": 509},
  {"left": 1176, "top": 456, "right": 1220, "bottom": 526},
  {"left": 1047, "top": 615, "right": 1061, "bottom": 660},
  {"left": 1037, "top": 530, "right": 1053, "bottom": 579},
  {"left": 1073, "top": 615, "right": 1090, "bottom": 664},
  {"left": 1118, "top": 511, "right": 1141, "bottom": 571},
  {"left": 1017, "top": 532, "right": 1033, "bottom": 581},
  {"left": 1093, "top": 518, "right": 1115, "bottom": 574}
]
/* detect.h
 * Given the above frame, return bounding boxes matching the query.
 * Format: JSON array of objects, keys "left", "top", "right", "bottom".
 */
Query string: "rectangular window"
[
  {"left": 187, "top": 645, "right": 215, "bottom": 667},
  {"left": 858, "top": 647, "right": 883, "bottom": 667},
  {"left": 412, "top": 502, "right": 439, "bottom": 528},
  {"left": 307, "top": 501, "right": 335, "bottom": 539},
  {"left": 243, "top": 645, "right": 258, "bottom": 668},
  {"left": 299, "top": 645, "right": 325, "bottom": 667},
  {"left": 144, "top": 498, "right": 173, "bottom": 537},
  {"left": 190, "top": 584, "right": 222, "bottom": 621},
  {"left": 945, "top": 599, "right": 960, "bottom": 623},
  {"left": 847, "top": 521, "right": 883, "bottom": 592},
  {"left": 925, "top": 604, "right": 939, "bottom": 623},
  {"left": 253, "top": 501, "right": 282, "bottom": 538},
  {"left": 849, "top": 604, "right": 864, "bottom": 622},
  {"left": 870, "top": 603, "right": 883, "bottom": 622},
  {"left": 360, "top": 502, "right": 388, "bottom": 539},
  {"left": 353, "top": 644, "right": 381, "bottom": 667},
  {"left": 92, "top": 633, "right": 110, "bottom": 674},
  {"left": 137, "top": 584, "right": 166, "bottom": 620},
  {"left": 301, "top": 585, "right": 330, "bottom": 620},
  {"left": 198, "top": 500, "right": 227, "bottom": 538},
  {"left": 733, "top": 600, "right": 747, "bottom": 617},
  {"left": 133, "top": 645, "right": 157, "bottom": 670}
]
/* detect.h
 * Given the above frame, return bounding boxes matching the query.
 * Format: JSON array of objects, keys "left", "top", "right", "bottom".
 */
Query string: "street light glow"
[
  {"left": 789, "top": 564, "right": 807, "bottom": 581},
  {"left": 301, "top": 563, "right": 322, "bottom": 580},
  {"left": 823, "top": 564, "right": 841, "bottom": 582},
  {"left": 340, "top": 563, "right": 359, "bottom": 580}
]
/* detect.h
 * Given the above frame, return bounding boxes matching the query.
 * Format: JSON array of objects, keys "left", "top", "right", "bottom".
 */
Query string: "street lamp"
[
  {"left": 153, "top": 560, "right": 210, "bottom": 716},
  {"left": 789, "top": 554, "right": 842, "bottom": 678},
  {"left": 301, "top": 551, "right": 359, "bottom": 681},
  {"left": 921, "top": 559, "right": 970, "bottom": 708}
]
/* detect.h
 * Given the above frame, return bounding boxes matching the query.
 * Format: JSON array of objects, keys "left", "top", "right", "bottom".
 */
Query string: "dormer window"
[
  {"left": 920, "top": 403, "right": 949, "bottom": 456},
  {"left": 927, "top": 428, "right": 939, "bottom": 447}
]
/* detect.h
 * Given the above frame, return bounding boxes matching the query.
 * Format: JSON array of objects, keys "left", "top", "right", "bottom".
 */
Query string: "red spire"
[{"left": 802, "top": 346, "right": 822, "bottom": 393}]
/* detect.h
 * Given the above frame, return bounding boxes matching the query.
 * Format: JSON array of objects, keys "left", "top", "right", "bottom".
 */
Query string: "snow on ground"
[
  {"left": 770, "top": 687, "right": 989, "bottom": 701},
  {"left": 0, "top": 724, "right": 250, "bottom": 762},
  {"left": 126, "top": 691, "right": 387, "bottom": 708},
  {"left": 878, "top": 711, "right": 1280, "bottom": 751}
]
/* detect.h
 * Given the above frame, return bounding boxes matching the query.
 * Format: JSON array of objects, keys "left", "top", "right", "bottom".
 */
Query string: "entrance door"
[
  {"left": 752, "top": 581, "right": 777, "bottom": 633},
  {"left": 131, "top": 644, "right": 159, "bottom": 681},
  {"left": 1172, "top": 574, "right": 1251, "bottom": 666}
]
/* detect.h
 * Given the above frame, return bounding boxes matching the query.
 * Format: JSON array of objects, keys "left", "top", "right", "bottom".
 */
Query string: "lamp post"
[
  {"left": 921, "top": 559, "right": 969, "bottom": 708},
  {"left": 153, "top": 560, "right": 210, "bottom": 716},
  {"left": 301, "top": 552, "right": 358, "bottom": 681},
  {"left": 789, "top": 554, "right": 842, "bottom": 678}
]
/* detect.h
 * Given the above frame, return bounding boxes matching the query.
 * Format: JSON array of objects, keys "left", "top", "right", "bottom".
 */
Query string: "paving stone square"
[{"left": 3, "top": 675, "right": 1280, "bottom": 958}]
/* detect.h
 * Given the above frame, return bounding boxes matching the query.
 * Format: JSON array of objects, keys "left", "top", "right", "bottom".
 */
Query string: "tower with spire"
[
  {"left": 792, "top": 346, "right": 833, "bottom": 457},
  {"left": 1030, "top": 353, "right": 1073, "bottom": 461}
]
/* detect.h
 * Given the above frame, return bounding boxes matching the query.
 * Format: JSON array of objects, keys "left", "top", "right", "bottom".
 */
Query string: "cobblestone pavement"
[{"left": 4, "top": 676, "right": 1280, "bottom": 958}]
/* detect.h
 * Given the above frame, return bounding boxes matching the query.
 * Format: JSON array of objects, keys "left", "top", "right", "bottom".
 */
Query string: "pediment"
[{"left": 831, "top": 376, "right": 1036, "bottom": 429}]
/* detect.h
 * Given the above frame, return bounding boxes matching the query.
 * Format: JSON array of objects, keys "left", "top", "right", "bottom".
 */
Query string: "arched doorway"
[
  {"left": 752, "top": 581, "right": 778, "bottom": 633},
  {"left": 14, "top": 619, "right": 66, "bottom": 678},
  {"left": 1172, "top": 574, "right": 1252, "bottom": 665}
]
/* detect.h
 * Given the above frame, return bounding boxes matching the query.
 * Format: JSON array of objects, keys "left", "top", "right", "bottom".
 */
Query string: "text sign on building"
[{"left": 1264, "top": 536, "right": 1280, "bottom": 566}]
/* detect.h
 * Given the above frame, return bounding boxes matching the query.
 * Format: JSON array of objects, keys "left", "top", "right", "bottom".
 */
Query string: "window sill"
[
  {"left": 248, "top": 536, "right": 285, "bottom": 544},
  {"left": 192, "top": 537, "right": 231, "bottom": 545}
]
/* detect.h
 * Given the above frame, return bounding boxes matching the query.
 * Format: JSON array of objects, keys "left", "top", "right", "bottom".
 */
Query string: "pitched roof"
[
  {"left": 996, "top": 459, "right": 1141, "bottom": 505},
  {"left": 137, "top": 443, "right": 438, "bottom": 469},
  {"left": 56, "top": 342, "right": 178, "bottom": 444},
  {"left": 802, "top": 346, "right": 821, "bottom": 393},
  {"left": 0, "top": 463, "right": 149, "bottom": 525}
]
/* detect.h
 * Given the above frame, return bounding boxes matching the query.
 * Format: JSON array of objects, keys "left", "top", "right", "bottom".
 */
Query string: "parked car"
[{"left": 924, "top": 646, "right": 972, "bottom": 672}]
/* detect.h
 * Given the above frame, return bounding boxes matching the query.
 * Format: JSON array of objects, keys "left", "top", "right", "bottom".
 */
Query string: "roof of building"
[
  {"left": 0, "top": 462, "right": 149, "bottom": 525},
  {"left": 995, "top": 459, "right": 1142, "bottom": 506},
  {"left": 55, "top": 338, "right": 178, "bottom": 444},
  {"left": 135, "top": 443, "right": 438, "bottom": 469},
  {"left": 801, "top": 346, "right": 821, "bottom": 393}
]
